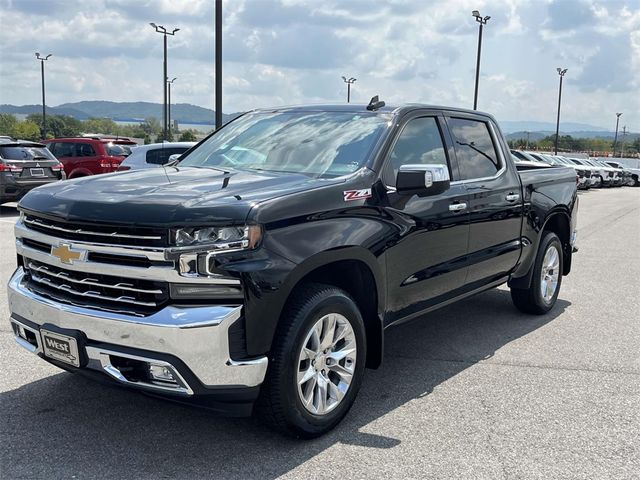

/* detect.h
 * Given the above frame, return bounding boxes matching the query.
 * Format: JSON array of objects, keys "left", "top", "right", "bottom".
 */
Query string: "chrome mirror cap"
[{"left": 397, "top": 164, "right": 451, "bottom": 196}]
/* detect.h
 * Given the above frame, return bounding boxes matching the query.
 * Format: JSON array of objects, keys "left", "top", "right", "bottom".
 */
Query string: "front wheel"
[
  {"left": 257, "top": 283, "right": 366, "bottom": 438},
  {"left": 511, "top": 232, "right": 563, "bottom": 315}
]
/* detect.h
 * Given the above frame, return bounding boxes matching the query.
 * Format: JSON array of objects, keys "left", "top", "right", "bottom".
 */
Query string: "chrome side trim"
[
  {"left": 24, "top": 217, "right": 163, "bottom": 240},
  {"left": 27, "top": 262, "right": 163, "bottom": 295}
]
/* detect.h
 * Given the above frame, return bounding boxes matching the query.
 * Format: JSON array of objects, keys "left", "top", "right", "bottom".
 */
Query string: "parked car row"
[
  {"left": 0, "top": 136, "right": 197, "bottom": 204},
  {"left": 511, "top": 150, "right": 639, "bottom": 189}
]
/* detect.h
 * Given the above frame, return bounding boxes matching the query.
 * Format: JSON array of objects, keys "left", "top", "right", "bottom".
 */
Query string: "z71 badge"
[{"left": 343, "top": 189, "right": 372, "bottom": 201}]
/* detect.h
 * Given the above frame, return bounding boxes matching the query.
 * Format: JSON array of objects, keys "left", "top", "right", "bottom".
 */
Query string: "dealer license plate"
[{"left": 41, "top": 330, "right": 80, "bottom": 367}]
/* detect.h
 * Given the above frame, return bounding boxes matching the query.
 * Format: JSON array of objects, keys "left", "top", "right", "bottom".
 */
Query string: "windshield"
[
  {"left": 106, "top": 143, "right": 132, "bottom": 157},
  {"left": 0, "top": 146, "right": 56, "bottom": 161},
  {"left": 178, "top": 111, "right": 391, "bottom": 177}
]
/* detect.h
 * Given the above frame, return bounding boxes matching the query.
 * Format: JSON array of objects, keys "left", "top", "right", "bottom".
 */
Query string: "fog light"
[{"left": 149, "top": 364, "right": 177, "bottom": 383}]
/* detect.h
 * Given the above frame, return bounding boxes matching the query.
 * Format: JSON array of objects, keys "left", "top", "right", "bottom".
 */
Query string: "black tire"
[
  {"left": 256, "top": 283, "right": 366, "bottom": 438},
  {"left": 511, "top": 232, "right": 563, "bottom": 315}
]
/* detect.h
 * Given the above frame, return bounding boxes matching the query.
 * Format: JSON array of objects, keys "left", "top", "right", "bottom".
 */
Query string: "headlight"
[
  {"left": 173, "top": 225, "right": 262, "bottom": 250},
  {"left": 172, "top": 225, "right": 263, "bottom": 277}
]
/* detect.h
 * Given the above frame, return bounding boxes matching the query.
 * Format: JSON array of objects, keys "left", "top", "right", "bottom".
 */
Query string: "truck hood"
[{"left": 19, "top": 166, "right": 339, "bottom": 226}]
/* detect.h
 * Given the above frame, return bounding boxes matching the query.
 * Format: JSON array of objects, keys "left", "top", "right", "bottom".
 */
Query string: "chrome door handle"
[
  {"left": 449, "top": 202, "right": 467, "bottom": 212},
  {"left": 505, "top": 193, "right": 520, "bottom": 202}
]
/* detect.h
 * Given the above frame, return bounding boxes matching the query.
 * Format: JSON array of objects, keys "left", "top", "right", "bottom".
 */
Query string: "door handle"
[
  {"left": 505, "top": 193, "right": 520, "bottom": 202},
  {"left": 449, "top": 202, "right": 467, "bottom": 212}
]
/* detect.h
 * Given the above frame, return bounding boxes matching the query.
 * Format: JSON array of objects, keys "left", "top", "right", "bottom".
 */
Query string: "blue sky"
[{"left": 0, "top": 0, "right": 638, "bottom": 129}]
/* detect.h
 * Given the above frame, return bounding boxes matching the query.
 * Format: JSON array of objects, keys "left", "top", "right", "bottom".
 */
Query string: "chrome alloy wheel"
[
  {"left": 540, "top": 244, "right": 560, "bottom": 303},
  {"left": 297, "top": 313, "right": 357, "bottom": 415}
]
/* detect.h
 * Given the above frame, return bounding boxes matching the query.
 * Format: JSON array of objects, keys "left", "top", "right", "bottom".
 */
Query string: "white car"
[{"left": 117, "top": 142, "right": 196, "bottom": 171}]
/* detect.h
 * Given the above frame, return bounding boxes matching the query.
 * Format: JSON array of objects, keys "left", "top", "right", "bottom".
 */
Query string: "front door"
[{"left": 381, "top": 113, "right": 470, "bottom": 325}]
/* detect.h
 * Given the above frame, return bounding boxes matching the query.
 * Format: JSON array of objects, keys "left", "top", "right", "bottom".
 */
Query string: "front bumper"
[{"left": 8, "top": 268, "right": 267, "bottom": 406}]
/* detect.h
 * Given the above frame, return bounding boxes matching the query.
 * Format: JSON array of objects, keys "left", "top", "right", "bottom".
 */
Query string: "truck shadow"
[{"left": 0, "top": 288, "right": 570, "bottom": 479}]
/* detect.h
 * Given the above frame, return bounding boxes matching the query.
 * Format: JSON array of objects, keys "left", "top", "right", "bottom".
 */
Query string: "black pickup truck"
[{"left": 8, "top": 102, "right": 578, "bottom": 437}]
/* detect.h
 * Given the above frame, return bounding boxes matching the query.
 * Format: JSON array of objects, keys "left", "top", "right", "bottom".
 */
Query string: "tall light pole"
[
  {"left": 341, "top": 76, "right": 356, "bottom": 103},
  {"left": 150, "top": 23, "right": 179, "bottom": 140},
  {"left": 612, "top": 112, "right": 622, "bottom": 157},
  {"left": 554, "top": 67, "right": 568, "bottom": 155},
  {"left": 472, "top": 10, "right": 490, "bottom": 110},
  {"left": 35, "top": 53, "right": 52, "bottom": 140},
  {"left": 620, "top": 126, "right": 628, "bottom": 158},
  {"left": 215, "top": 0, "right": 223, "bottom": 129},
  {"left": 167, "top": 77, "right": 177, "bottom": 139}
]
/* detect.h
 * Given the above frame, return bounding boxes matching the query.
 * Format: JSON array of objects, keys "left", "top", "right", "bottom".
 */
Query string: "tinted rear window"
[
  {"left": 0, "top": 146, "right": 56, "bottom": 161},
  {"left": 106, "top": 144, "right": 132, "bottom": 156}
]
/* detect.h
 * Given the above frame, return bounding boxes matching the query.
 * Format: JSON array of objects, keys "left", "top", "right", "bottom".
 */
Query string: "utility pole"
[
  {"left": 167, "top": 77, "right": 177, "bottom": 139},
  {"left": 525, "top": 131, "right": 530, "bottom": 149},
  {"left": 341, "top": 76, "right": 356, "bottom": 103},
  {"left": 472, "top": 10, "right": 490, "bottom": 110},
  {"left": 150, "top": 23, "right": 179, "bottom": 140},
  {"left": 620, "top": 126, "right": 628, "bottom": 158},
  {"left": 35, "top": 53, "right": 52, "bottom": 140},
  {"left": 612, "top": 112, "right": 622, "bottom": 156},
  {"left": 554, "top": 67, "right": 568, "bottom": 155},
  {"left": 215, "top": 0, "right": 223, "bottom": 129}
]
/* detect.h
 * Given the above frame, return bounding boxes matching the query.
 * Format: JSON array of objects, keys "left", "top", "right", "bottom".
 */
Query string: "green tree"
[
  {"left": 82, "top": 117, "right": 120, "bottom": 135},
  {"left": 12, "top": 120, "right": 42, "bottom": 141},
  {"left": 178, "top": 130, "right": 197, "bottom": 142},
  {"left": 0, "top": 113, "right": 18, "bottom": 137},
  {"left": 26, "top": 113, "right": 82, "bottom": 138}
]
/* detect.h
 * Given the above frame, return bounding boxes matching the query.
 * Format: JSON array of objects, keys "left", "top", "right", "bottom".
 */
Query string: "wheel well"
[
  {"left": 288, "top": 260, "right": 383, "bottom": 369},
  {"left": 543, "top": 213, "right": 571, "bottom": 275}
]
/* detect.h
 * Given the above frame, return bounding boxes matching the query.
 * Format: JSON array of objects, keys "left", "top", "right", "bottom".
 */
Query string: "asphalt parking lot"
[{"left": 0, "top": 188, "right": 638, "bottom": 480}]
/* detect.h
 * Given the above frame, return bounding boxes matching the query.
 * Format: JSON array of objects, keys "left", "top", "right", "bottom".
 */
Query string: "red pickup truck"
[{"left": 45, "top": 137, "right": 136, "bottom": 179}]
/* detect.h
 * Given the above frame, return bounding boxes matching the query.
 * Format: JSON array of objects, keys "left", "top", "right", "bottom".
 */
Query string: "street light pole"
[
  {"left": 167, "top": 77, "right": 177, "bottom": 139},
  {"left": 472, "top": 10, "right": 490, "bottom": 110},
  {"left": 35, "top": 53, "right": 52, "bottom": 140},
  {"left": 150, "top": 23, "right": 179, "bottom": 140},
  {"left": 341, "top": 76, "right": 356, "bottom": 103},
  {"left": 612, "top": 112, "right": 622, "bottom": 157},
  {"left": 620, "top": 126, "right": 627, "bottom": 158},
  {"left": 554, "top": 67, "right": 568, "bottom": 155},
  {"left": 215, "top": 0, "right": 223, "bottom": 130}
]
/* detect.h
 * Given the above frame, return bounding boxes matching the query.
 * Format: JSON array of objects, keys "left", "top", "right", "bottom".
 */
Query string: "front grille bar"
[
  {"left": 24, "top": 217, "right": 163, "bottom": 241},
  {"left": 27, "top": 262, "right": 163, "bottom": 295},
  {"left": 29, "top": 271, "right": 158, "bottom": 307}
]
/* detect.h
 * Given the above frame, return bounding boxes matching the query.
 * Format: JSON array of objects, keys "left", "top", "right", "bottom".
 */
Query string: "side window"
[
  {"left": 55, "top": 142, "right": 75, "bottom": 158},
  {"left": 75, "top": 142, "right": 96, "bottom": 157},
  {"left": 387, "top": 116, "right": 448, "bottom": 180},
  {"left": 448, "top": 118, "right": 500, "bottom": 180},
  {"left": 146, "top": 148, "right": 186, "bottom": 165}
]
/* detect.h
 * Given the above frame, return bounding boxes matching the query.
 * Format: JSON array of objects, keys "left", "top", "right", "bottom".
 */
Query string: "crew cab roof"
[{"left": 249, "top": 103, "right": 496, "bottom": 120}]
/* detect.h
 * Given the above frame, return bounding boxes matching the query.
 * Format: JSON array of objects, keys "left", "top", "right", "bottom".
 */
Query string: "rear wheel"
[
  {"left": 257, "top": 283, "right": 366, "bottom": 438},
  {"left": 511, "top": 232, "right": 563, "bottom": 315}
]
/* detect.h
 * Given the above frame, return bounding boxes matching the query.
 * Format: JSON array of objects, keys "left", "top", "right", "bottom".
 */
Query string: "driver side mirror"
[{"left": 396, "top": 164, "right": 450, "bottom": 196}]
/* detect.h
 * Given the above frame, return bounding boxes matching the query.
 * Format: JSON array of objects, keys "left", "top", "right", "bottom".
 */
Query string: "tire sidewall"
[
  {"left": 531, "top": 233, "right": 563, "bottom": 312},
  {"left": 278, "top": 291, "right": 366, "bottom": 435}
]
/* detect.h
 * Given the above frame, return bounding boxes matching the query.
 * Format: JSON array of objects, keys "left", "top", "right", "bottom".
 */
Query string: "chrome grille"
[
  {"left": 23, "top": 260, "right": 169, "bottom": 315},
  {"left": 23, "top": 214, "right": 168, "bottom": 247}
]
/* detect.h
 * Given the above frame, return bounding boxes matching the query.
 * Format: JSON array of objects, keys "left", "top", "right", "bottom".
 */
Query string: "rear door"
[
  {"left": 445, "top": 115, "right": 523, "bottom": 286},
  {"left": 381, "top": 111, "right": 470, "bottom": 324},
  {"left": 50, "top": 141, "right": 76, "bottom": 177},
  {"left": 75, "top": 141, "right": 99, "bottom": 174}
]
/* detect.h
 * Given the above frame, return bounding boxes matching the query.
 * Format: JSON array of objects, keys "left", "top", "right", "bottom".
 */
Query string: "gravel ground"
[{"left": 0, "top": 187, "right": 638, "bottom": 480}]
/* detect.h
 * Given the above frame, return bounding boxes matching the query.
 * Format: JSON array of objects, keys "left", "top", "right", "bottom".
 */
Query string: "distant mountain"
[
  {"left": 0, "top": 101, "right": 238, "bottom": 125},
  {"left": 499, "top": 120, "right": 609, "bottom": 134}
]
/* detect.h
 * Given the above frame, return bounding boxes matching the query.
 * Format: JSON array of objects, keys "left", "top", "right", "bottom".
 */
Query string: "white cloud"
[{"left": 0, "top": 0, "right": 638, "bottom": 128}]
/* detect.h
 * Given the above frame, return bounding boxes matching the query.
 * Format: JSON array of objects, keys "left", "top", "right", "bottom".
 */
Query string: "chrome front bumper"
[{"left": 8, "top": 268, "right": 268, "bottom": 395}]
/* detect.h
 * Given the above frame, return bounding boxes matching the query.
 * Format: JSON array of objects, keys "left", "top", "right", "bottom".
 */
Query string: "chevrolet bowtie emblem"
[{"left": 51, "top": 244, "right": 86, "bottom": 264}]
